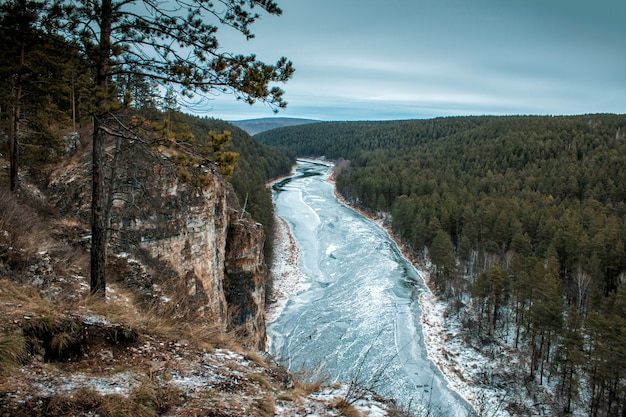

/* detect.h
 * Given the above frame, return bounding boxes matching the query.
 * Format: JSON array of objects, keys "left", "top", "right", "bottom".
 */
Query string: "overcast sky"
[{"left": 198, "top": 0, "right": 625, "bottom": 121}]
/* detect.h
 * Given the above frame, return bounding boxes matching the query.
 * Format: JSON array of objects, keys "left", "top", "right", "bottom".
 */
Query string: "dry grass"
[
  {"left": 42, "top": 388, "right": 110, "bottom": 417},
  {"left": 49, "top": 320, "right": 80, "bottom": 355},
  {"left": 292, "top": 368, "right": 329, "bottom": 396},
  {"left": 277, "top": 391, "right": 300, "bottom": 402},
  {"left": 247, "top": 372, "right": 274, "bottom": 390},
  {"left": 81, "top": 285, "right": 242, "bottom": 351},
  {"left": 99, "top": 254, "right": 248, "bottom": 351},
  {"left": 254, "top": 395, "right": 276, "bottom": 417},
  {"left": 126, "top": 377, "right": 185, "bottom": 415},
  {"left": 279, "top": 372, "right": 330, "bottom": 404},
  {"left": 386, "top": 404, "right": 415, "bottom": 417},
  {"left": 0, "top": 333, "right": 27, "bottom": 371},
  {"left": 0, "top": 189, "right": 49, "bottom": 270},
  {"left": 12, "top": 379, "right": 185, "bottom": 417},
  {"left": 244, "top": 350, "right": 268, "bottom": 367},
  {"left": 0, "top": 278, "right": 63, "bottom": 318},
  {"left": 334, "top": 397, "right": 363, "bottom": 417}
]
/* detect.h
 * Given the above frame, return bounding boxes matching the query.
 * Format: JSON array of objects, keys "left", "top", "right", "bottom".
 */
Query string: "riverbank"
[
  {"left": 267, "top": 161, "right": 558, "bottom": 416},
  {"left": 266, "top": 215, "right": 307, "bottom": 323}
]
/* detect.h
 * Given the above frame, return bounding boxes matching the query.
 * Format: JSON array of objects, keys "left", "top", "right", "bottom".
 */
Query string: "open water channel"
[{"left": 267, "top": 160, "right": 474, "bottom": 415}]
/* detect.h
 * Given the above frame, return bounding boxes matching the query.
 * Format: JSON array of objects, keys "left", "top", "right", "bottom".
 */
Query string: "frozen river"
[{"left": 267, "top": 161, "right": 473, "bottom": 415}]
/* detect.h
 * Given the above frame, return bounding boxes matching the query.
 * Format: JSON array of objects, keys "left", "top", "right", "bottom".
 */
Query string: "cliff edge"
[{"left": 40, "top": 133, "right": 267, "bottom": 349}]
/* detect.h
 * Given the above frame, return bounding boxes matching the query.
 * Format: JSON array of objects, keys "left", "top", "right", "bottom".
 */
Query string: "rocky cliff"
[{"left": 46, "top": 136, "right": 267, "bottom": 349}]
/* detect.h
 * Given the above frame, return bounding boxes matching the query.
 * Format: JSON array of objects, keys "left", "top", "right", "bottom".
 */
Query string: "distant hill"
[{"left": 230, "top": 117, "right": 319, "bottom": 135}]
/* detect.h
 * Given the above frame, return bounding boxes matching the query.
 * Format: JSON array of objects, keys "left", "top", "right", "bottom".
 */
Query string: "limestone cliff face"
[
  {"left": 224, "top": 218, "right": 267, "bottom": 346},
  {"left": 48, "top": 140, "right": 267, "bottom": 349}
]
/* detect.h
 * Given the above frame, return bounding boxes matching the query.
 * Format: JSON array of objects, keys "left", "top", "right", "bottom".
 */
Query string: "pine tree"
[
  {"left": 44, "top": 0, "right": 294, "bottom": 296},
  {"left": 0, "top": 0, "right": 43, "bottom": 192},
  {"left": 429, "top": 229, "right": 456, "bottom": 295}
]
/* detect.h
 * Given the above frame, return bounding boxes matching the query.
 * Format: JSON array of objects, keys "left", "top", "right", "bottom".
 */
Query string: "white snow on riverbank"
[
  {"left": 266, "top": 215, "right": 307, "bottom": 324},
  {"left": 418, "top": 278, "right": 517, "bottom": 416}
]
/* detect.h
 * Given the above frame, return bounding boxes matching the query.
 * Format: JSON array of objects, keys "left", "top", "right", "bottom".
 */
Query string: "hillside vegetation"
[{"left": 257, "top": 114, "right": 626, "bottom": 416}]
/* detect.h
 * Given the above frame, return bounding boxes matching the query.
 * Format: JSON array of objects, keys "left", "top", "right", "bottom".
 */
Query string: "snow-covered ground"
[
  {"left": 266, "top": 215, "right": 308, "bottom": 324},
  {"left": 418, "top": 279, "right": 519, "bottom": 416}
]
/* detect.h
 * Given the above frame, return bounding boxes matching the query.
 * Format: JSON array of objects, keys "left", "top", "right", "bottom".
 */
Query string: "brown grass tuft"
[
  {"left": 16, "top": 381, "right": 184, "bottom": 417},
  {"left": 244, "top": 350, "right": 268, "bottom": 367},
  {"left": 334, "top": 397, "right": 362, "bottom": 417},
  {"left": 0, "top": 278, "right": 61, "bottom": 318},
  {"left": 0, "top": 333, "right": 27, "bottom": 370},
  {"left": 386, "top": 404, "right": 415, "bottom": 417},
  {"left": 254, "top": 395, "right": 276, "bottom": 417},
  {"left": 247, "top": 372, "right": 274, "bottom": 390},
  {"left": 291, "top": 368, "right": 329, "bottom": 395}
]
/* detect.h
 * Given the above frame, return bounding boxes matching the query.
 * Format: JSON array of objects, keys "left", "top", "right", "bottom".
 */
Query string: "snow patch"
[{"left": 325, "top": 244, "right": 339, "bottom": 257}]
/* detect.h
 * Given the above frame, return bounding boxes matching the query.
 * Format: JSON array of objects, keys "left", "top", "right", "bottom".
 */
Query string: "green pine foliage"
[{"left": 258, "top": 114, "right": 626, "bottom": 414}]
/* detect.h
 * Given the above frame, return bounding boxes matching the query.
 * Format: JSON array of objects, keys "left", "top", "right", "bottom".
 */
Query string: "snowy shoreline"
[{"left": 265, "top": 215, "right": 307, "bottom": 324}]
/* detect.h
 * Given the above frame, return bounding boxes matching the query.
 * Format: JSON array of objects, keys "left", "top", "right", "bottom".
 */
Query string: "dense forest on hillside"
[{"left": 258, "top": 114, "right": 626, "bottom": 416}]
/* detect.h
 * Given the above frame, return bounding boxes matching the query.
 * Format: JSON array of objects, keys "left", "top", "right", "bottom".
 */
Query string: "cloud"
[{"left": 200, "top": 0, "right": 626, "bottom": 121}]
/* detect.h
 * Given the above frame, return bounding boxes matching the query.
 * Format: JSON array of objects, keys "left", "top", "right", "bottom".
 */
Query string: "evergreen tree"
[
  {"left": 0, "top": 0, "right": 45, "bottom": 191},
  {"left": 44, "top": 0, "right": 294, "bottom": 296},
  {"left": 555, "top": 306, "right": 585, "bottom": 414},
  {"left": 429, "top": 229, "right": 456, "bottom": 295},
  {"left": 0, "top": 0, "right": 86, "bottom": 186}
]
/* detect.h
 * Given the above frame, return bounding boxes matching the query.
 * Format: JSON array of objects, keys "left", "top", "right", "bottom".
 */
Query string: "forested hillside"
[{"left": 257, "top": 114, "right": 626, "bottom": 416}]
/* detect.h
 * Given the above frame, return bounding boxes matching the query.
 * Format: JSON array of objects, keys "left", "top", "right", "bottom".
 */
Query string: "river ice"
[{"left": 267, "top": 161, "right": 473, "bottom": 416}]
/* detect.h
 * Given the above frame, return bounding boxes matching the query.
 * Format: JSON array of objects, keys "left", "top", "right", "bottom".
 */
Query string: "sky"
[{"left": 196, "top": 0, "right": 626, "bottom": 121}]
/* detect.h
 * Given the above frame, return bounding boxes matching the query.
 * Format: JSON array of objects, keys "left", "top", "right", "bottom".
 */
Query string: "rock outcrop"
[{"left": 47, "top": 138, "right": 267, "bottom": 349}]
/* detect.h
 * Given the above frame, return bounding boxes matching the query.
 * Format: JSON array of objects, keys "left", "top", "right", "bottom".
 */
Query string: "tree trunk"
[
  {"left": 539, "top": 332, "right": 545, "bottom": 384},
  {"left": 90, "top": 117, "right": 107, "bottom": 296},
  {"left": 105, "top": 137, "right": 123, "bottom": 240},
  {"left": 90, "top": 0, "right": 113, "bottom": 297},
  {"left": 530, "top": 330, "right": 537, "bottom": 380},
  {"left": 566, "top": 366, "right": 573, "bottom": 414},
  {"left": 9, "top": 38, "right": 25, "bottom": 193},
  {"left": 71, "top": 70, "right": 76, "bottom": 131},
  {"left": 8, "top": 106, "right": 17, "bottom": 192}
]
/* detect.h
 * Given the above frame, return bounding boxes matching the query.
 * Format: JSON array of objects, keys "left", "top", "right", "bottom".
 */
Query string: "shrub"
[{"left": 0, "top": 190, "right": 46, "bottom": 270}]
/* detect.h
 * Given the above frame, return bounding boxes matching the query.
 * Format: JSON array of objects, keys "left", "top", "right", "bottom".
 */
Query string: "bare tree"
[{"left": 574, "top": 266, "right": 591, "bottom": 316}]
